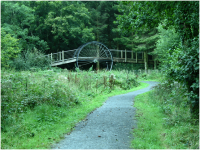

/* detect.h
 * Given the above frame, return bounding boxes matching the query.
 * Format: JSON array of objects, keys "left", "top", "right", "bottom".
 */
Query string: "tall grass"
[
  {"left": 131, "top": 81, "right": 199, "bottom": 149},
  {"left": 1, "top": 68, "right": 148, "bottom": 149}
]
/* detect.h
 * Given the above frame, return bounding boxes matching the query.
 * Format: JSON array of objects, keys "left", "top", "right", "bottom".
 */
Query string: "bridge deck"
[
  {"left": 51, "top": 58, "right": 76, "bottom": 67},
  {"left": 46, "top": 49, "right": 155, "bottom": 67}
]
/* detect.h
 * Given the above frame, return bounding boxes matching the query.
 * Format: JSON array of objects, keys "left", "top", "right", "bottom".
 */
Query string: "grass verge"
[
  {"left": 131, "top": 84, "right": 199, "bottom": 149},
  {"left": 131, "top": 91, "right": 165, "bottom": 149}
]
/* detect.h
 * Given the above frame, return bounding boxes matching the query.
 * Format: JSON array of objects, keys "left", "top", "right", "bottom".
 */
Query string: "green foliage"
[
  {"left": 10, "top": 49, "right": 51, "bottom": 71},
  {"left": 1, "top": 1, "right": 49, "bottom": 52},
  {"left": 1, "top": 28, "right": 21, "bottom": 68},
  {"left": 1, "top": 69, "right": 143, "bottom": 148},
  {"left": 116, "top": 1, "right": 199, "bottom": 119},
  {"left": 152, "top": 24, "right": 180, "bottom": 61},
  {"left": 1, "top": 0, "right": 125, "bottom": 64},
  {"left": 1, "top": 1, "right": 34, "bottom": 28},
  {"left": 113, "top": 63, "right": 146, "bottom": 70},
  {"left": 163, "top": 37, "right": 199, "bottom": 118},
  {"left": 151, "top": 82, "right": 199, "bottom": 148},
  {"left": 85, "top": 1, "right": 119, "bottom": 48},
  {"left": 85, "top": 1, "right": 108, "bottom": 42},
  {"left": 132, "top": 82, "right": 199, "bottom": 149},
  {"left": 1, "top": 70, "right": 79, "bottom": 132},
  {"left": 116, "top": 1, "right": 199, "bottom": 40},
  {"left": 44, "top": 1, "right": 95, "bottom": 50}
]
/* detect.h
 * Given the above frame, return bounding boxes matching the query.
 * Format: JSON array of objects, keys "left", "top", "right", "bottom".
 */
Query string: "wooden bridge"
[
  {"left": 45, "top": 41, "right": 156, "bottom": 70},
  {"left": 46, "top": 49, "right": 155, "bottom": 65}
]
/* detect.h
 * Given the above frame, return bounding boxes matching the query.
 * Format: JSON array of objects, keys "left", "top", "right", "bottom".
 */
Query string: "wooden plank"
[{"left": 51, "top": 59, "right": 76, "bottom": 66}]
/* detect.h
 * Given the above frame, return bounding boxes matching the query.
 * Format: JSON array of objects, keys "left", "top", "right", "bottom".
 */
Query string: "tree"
[
  {"left": 116, "top": 1, "right": 199, "bottom": 118},
  {"left": 1, "top": 28, "right": 21, "bottom": 68},
  {"left": 85, "top": 1, "right": 120, "bottom": 48},
  {"left": 1, "top": 1, "right": 49, "bottom": 52},
  {"left": 42, "top": 1, "right": 95, "bottom": 52},
  {"left": 112, "top": 3, "right": 132, "bottom": 50},
  {"left": 115, "top": 2, "right": 159, "bottom": 71},
  {"left": 85, "top": 1, "right": 109, "bottom": 43},
  {"left": 130, "top": 28, "right": 159, "bottom": 72},
  {"left": 153, "top": 24, "right": 180, "bottom": 62}
]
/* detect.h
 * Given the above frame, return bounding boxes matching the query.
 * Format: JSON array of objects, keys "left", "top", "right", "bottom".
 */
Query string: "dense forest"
[
  {"left": 1, "top": 1, "right": 199, "bottom": 148},
  {"left": 1, "top": 1, "right": 159, "bottom": 69},
  {"left": 1, "top": 1, "right": 199, "bottom": 117},
  {"left": 2, "top": 1, "right": 122, "bottom": 54}
]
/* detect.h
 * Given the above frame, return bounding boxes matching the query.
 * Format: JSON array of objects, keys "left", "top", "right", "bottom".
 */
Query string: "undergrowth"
[
  {"left": 1, "top": 67, "right": 150, "bottom": 149},
  {"left": 131, "top": 81, "right": 199, "bottom": 149}
]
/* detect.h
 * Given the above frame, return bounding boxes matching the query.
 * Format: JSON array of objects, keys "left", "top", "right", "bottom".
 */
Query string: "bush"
[
  {"left": 147, "top": 81, "right": 199, "bottom": 148},
  {"left": 150, "top": 81, "right": 198, "bottom": 125},
  {"left": 10, "top": 49, "right": 51, "bottom": 71},
  {"left": 160, "top": 37, "right": 199, "bottom": 119},
  {"left": 1, "top": 70, "right": 79, "bottom": 132}
]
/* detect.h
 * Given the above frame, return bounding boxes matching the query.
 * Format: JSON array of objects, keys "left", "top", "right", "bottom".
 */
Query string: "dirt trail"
[{"left": 52, "top": 81, "right": 158, "bottom": 149}]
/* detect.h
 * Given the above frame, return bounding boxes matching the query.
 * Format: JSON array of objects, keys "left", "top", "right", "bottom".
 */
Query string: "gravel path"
[{"left": 52, "top": 81, "right": 158, "bottom": 149}]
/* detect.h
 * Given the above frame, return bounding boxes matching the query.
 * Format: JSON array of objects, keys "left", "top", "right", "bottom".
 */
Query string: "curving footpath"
[{"left": 52, "top": 81, "right": 158, "bottom": 149}]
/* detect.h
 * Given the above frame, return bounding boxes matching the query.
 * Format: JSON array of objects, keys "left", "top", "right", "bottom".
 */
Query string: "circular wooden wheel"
[{"left": 74, "top": 41, "right": 113, "bottom": 70}]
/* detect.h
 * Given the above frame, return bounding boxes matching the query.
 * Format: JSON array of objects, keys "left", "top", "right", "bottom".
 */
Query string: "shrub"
[{"left": 10, "top": 49, "right": 51, "bottom": 71}]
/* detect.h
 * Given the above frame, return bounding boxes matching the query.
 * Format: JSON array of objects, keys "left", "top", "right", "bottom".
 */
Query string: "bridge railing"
[
  {"left": 46, "top": 49, "right": 77, "bottom": 64},
  {"left": 46, "top": 49, "right": 154, "bottom": 66},
  {"left": 110, "top": 49, "right": 144, "bottom": 62}
]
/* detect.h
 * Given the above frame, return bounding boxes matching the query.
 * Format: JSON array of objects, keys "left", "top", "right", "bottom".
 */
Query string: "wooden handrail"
[{"left": 46, "top": 49, "right": 155, "bottom": 66}]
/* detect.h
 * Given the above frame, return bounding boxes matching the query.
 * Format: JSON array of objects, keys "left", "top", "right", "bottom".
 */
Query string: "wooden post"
[
  {"left": 144, "top": 51, "right": 148, "bottom": 73},
  {"left": 154, "top": 60, "right": 157, "bottom": 70},
  {"left": 51, "top": 53, "right": 52, "bottom": 64},
  {"left": 125, "top": 49, "right": 127, "bottom": 62},
  {"left": 59, "top": 52, "right": 61, "bottom": 61},
  {"left": 96, "top": 45, "right": 100, "bottom": 70},
  {"left": 136, "top": 52, "right": 138, "bottom": 63},
  {"left": 121, "top": 50, "right": 123, "bottom": 58},
  {"left": 62, "top": 51, "right": 64, "bottom": 62}
]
